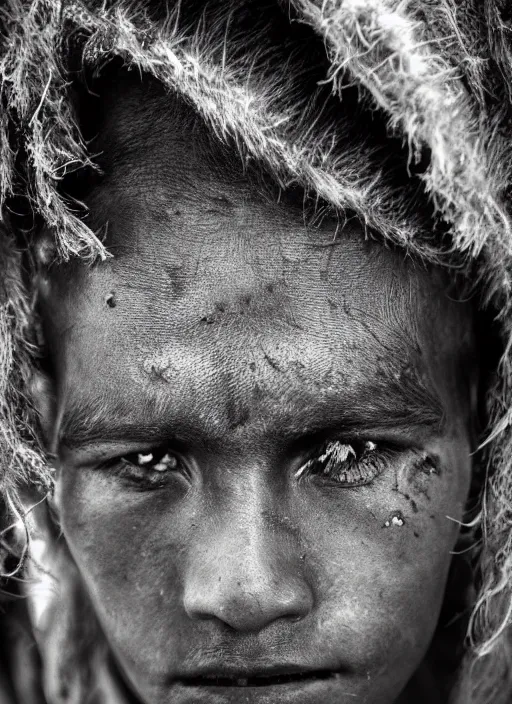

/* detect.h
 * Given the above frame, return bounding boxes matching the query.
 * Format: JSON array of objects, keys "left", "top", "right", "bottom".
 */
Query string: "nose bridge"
[{"left": 183, "top": 474, "right": 313, "bottom": 632}]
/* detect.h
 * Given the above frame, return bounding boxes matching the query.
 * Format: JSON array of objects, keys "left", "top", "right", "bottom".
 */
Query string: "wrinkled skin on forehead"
[{"left": 38, "top": 76, "right": 478, "bottom": 704}]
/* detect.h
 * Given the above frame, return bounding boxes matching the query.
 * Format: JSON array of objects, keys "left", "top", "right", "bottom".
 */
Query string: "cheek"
[
  {"left": 299, "top": 443, "right": 470, "bottom": 673},
  {"left": 56, "top": 470, "right": 189, "bottom": 658}
]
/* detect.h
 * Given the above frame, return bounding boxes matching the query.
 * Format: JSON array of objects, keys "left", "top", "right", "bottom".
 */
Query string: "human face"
[{"left": 39, "top": 81, "right": 477, "bottom": 704}]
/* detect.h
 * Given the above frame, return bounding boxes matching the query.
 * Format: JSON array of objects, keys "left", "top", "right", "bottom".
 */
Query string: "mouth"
[{"left": 179, "top": 670, "right": 337, "bottom": 688}]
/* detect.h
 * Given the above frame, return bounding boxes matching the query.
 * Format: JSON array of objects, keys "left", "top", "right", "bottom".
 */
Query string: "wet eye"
[{"left": 295, "top": 440, "right": 386, "bottom": 487}]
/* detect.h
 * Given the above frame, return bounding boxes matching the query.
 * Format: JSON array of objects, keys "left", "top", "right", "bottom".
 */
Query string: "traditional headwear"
[{"left": 2, "top": 1, "right": 512, "bottom": 702}]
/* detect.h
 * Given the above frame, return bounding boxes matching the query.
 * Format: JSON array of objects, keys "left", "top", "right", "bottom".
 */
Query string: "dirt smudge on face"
[
  {"left": 143, "top": 351, "right": 177, "bottom": 382},
  {"left": 408, "top": 453, "right": 441, "bottom": 501},
  {"left": 164, "top": 264, "right": 186, "bottom": 297},
  {"left": 401, "top": 493, "right": 418, "bottom": 513},
  {"left": 394, "top": 452, "right": 442, "bottom": 505},
  {"left": 263, "top": 352, "right": 282, "bottom": 372}
]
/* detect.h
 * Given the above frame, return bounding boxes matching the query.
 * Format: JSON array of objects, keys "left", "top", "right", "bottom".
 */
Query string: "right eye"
[
  {"left": 124, "top": 450, "right": 180, "bottom": 473},
  {"left": 102, "top": 448, "right": 183, "bottom": 488}
]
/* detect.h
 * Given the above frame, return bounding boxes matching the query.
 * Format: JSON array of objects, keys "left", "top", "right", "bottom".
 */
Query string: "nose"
[{"left": 183, "top": 504, "right": 313, "bottom": 633}]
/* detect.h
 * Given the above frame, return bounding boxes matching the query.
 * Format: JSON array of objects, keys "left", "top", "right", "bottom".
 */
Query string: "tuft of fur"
[
  {"left": 293, "top": 0, "right": 512, "bottom": 259},
  {"left": 2, "top": 1, "right": 512, "bottom": 703},
  {"left": 0, "top": 222, "right": 51, "bottom": 503},
  {"left": 0, "top": 0, "right": 108, "bottom": 260}
]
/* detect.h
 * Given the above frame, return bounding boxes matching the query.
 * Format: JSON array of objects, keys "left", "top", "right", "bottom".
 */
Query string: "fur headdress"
[{"left": 2, "top": 1, "right": 512, "bottom": 702}]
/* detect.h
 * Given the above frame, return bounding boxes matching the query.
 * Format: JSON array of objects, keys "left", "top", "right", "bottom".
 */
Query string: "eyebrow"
[{"left": 57, "top": 361, "right": 446, "bottom": 453}]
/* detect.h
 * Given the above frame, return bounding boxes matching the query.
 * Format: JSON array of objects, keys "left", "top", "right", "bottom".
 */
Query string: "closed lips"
[{"left": 179, "top": 671, "right": 337, "bottom": 687}]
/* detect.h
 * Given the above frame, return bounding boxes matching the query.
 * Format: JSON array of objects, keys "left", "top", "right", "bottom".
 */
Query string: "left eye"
[{"left": 295, "top": 440, "right": 387, "bottom": 487}]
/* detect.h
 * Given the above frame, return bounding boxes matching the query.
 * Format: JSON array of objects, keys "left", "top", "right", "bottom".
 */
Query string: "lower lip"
[{"left": 170, "top": 674, "right": 355, "bottom": 704}]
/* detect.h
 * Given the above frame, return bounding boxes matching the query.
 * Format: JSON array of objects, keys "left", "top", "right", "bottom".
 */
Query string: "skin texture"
[{"left": 38, "top": 77, "right": 478, "bottom": 704}]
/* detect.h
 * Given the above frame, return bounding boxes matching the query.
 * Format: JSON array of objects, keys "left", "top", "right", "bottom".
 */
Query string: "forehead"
[{"left": 41, "top": 77, "right": 476, "bottom": 445}]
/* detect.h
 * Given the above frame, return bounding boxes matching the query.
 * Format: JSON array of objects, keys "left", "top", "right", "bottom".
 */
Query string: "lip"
[
  {"left": 175, "top": 661, "right": 346, "bottom": 679},
  {"left": 177, "top": 668, "right": 337, "bottom": 688},
  {"left": 170, "top": 669, "right": 354, "bottom": 704}
]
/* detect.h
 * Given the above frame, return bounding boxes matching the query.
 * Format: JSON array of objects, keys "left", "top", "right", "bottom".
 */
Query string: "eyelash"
[
  {"left": 295, "top": 440, "right": 394, "bottom": 488},
  {"left": 103, "top": 440, "right": 394, "bottom": 490}
]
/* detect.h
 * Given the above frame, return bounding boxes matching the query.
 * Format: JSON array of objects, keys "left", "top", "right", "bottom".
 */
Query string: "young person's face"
[{"left": 39, "top": 82, "right": 477, "bottom": 704}]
